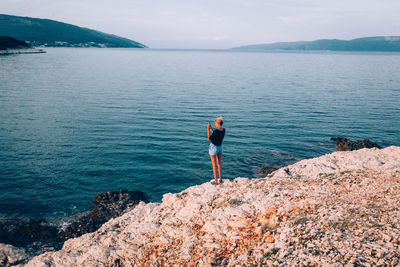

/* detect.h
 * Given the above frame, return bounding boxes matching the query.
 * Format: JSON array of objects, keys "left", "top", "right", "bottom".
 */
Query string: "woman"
[{"left": 207, "top": 116, "right": 225, "bottom": 184}]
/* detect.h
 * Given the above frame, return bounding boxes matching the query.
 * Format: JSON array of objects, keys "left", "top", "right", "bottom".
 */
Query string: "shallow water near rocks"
[{"left": 0, "top": 48, "right": 399, "bottom": 219}]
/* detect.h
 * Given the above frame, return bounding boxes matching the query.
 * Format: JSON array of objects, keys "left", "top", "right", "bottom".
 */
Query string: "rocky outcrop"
[
  {"left": 25, "top": 146, "right": 400, "bottom": 266},
  {"left": 0, "top": 217, "right": 64, "bottom": 256},
  {"left": 64, "top": 190, "right": 148, "bottom": 238},
  {"left": 0, "top": 48, "right": 45, "bottom": 55},
  {"left": 0, "top": 243, "right": 29, "bottom": 267},
  {"left": 258, "top": 166, "right": 278, "bottom": 175},
  {"left": 0, "top": 36, "right": 44, "bottom": 55},
  {"left": 331, "top": 137, "right": 381, "bottom": 151},
  {"left": 0, "top": 190, "right": 147, "bottom": 260}
]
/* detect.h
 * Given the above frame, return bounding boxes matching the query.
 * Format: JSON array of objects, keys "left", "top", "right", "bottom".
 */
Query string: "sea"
[{"left": 0, "top": 48, "right": 399, "bottom": 219}]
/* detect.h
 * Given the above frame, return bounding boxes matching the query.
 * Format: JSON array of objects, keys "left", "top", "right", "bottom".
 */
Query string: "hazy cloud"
[{"left": 1, "top": 0, "right": 399, "bottom": 48}]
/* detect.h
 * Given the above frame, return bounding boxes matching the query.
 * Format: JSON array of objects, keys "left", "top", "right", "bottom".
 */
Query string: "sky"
[{"left": 1, "top": 0, "right": 400, "bottom": 49}]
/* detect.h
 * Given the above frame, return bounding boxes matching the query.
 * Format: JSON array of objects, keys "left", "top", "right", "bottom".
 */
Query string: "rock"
[
  {"left": 278, "top": 249, "right": 288, "bottom": 259},
  {"left": 266, "top": 260, "right": 274, "bottom": 266},
  {"left": 25, "top": 146, "right": 400, "bottom": 266},
  {"left": 0, "top": 189, "right": 147, "bottom": 258},
  {"left": 64, "top": 189, "right": 148, "bottom": 238},
  {"left": 237, "top": 254, "right": 248, "bottom": 262},
  {"left": 0, "top": 243, "right": 29, "bottom": 266},
  {"left": 0, "top": 48, "right": 45, "bottom": 55},
  {"left": 259, "top": 166, "right": 279, "bottom": 175},
  {"left": 331, "top": 137, "right": 381, "bottom": 151},
  {"left": 0, "top": 217, "right": 65, "bottom": 255},
  {"left": 377, "top": 259, "right": 385, "bottom": 265}
]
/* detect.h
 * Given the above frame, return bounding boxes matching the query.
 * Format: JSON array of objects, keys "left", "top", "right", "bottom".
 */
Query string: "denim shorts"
[{"left": 209, "top": 143, "right": 222, "bottom": 156}]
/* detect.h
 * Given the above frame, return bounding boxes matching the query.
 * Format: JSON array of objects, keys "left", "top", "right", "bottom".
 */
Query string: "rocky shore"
[
  {"left": 0, "top": 190, "right": 148, "bottom": 260},
  {"left": 2, "top": 146, "right": 399, "bottom": 266},
  {"left": 0, "top": 36, "right": 45, "bottom": 55},
  {"left": 0, "top": 48, "right": 45, "bottom": 55}
]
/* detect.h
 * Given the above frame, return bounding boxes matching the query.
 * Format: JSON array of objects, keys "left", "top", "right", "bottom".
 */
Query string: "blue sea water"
[{"left": 0, "top": 48, "right": 399, "bottom": 218}]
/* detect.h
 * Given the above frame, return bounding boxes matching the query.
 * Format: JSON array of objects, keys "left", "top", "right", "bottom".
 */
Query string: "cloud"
[{"left": 0, "top": 0, "right": 399, "bottom": 48}]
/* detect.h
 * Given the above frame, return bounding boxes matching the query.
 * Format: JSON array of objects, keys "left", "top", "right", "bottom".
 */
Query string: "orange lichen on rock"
[{"left": 21, "top": 146, "right": 400, "bottom": 266}]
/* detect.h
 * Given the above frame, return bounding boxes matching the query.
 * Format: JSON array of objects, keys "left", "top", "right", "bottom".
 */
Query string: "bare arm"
[{"left": 207, "top": 123, "right": 213, "bottom": 140}]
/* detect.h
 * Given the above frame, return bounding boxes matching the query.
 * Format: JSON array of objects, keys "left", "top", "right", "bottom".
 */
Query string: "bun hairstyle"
[{"left": 215, "top": 116, "right": 223, "bottom": 126}]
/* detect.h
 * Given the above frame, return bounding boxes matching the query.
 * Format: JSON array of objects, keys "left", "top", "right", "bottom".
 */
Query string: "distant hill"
[
  {"left": 0, "top": 14, "right": 147, "bottom": 48},
  {"left": 232, "top": 37, "right": 400, "bottom": 52}
]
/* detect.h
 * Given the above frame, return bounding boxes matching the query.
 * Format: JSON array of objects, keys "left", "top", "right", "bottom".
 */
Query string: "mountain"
[
  {"left": 0, "top": 14, "right": 147, "bottom": 48},
  {"left": 232, "top": 36, "right": 400, "bottom": 52}
]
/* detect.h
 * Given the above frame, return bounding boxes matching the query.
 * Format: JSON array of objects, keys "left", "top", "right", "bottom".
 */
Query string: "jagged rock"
[
  {"left": 0, "top": 243, "right": 29, "bottom": 266},
  {"left": 0, "top": 217, "right": 65, "bottom": 255},
  {"left": 259, "top": 166, "right": 278, "bottom": 175},
  {"left": 0, "top": 190, "right": 147, "bottom": 258},
  {"left": 331, "top": 137, "right": 381, "bottom": 151},
  {"left": 25, "top": 147, "right": 400, "bottom": 266},
  {"left": 64, "top": 190, "right": 148, "bottom": 238}
]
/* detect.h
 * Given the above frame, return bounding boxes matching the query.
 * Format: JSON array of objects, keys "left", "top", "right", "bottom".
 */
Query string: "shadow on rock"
[
  {"left": 331, "top": 137, "right": 381, "bottom": 151},
  {"left": 0, "top": 217, "right": 65, "bottom": 256},
  {"left": 258, "top": 166, "right": 279, "bottom": 175},
  {"left": 0, "top": 189, "right": 148, "bottom": 257}
]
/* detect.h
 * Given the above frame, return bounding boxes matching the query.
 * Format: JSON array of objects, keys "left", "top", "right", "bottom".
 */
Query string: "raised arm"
[{"left": 207, "top": 123, "right": 213, "bottom": 140}]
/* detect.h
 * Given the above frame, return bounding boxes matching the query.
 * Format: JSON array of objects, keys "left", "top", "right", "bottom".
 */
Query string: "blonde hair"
[{"left": 215, "top": 116, "right": 223, "bottom": 126}]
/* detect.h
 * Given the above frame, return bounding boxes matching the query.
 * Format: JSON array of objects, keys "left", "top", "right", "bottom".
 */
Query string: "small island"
[{"left": 0, "top": 36, "right": 45, "bottom": 55}]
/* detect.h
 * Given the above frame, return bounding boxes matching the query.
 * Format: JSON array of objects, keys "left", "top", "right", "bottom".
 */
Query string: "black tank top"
[{"left": 210, "top": 128, "right": 225, "bottom": 146}]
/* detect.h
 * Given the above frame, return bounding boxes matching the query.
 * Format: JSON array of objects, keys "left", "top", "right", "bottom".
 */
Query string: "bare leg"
[
  {"left": 210, "top": 155, "right": 218, "bottom": 183},
  {"left": 216, "top": 153, "right": 222, "bottom": 182}
]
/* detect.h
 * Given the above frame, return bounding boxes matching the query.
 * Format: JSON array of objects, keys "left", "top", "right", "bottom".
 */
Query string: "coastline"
[
  {"left": 0, "top": 48, "right": 45, "bottom": 55},
  {"left": 2, "top": 146, "right": 399, "bottom": 266}
]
